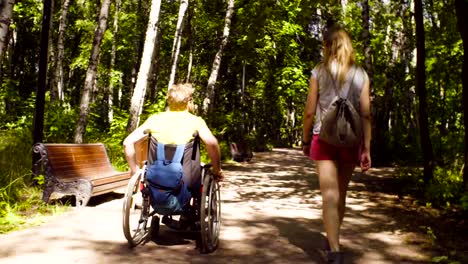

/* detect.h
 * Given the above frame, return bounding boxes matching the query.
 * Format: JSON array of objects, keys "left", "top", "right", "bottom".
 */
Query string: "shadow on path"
[{"left": 1, "top": 148, "right": 466, "bottom": 263}]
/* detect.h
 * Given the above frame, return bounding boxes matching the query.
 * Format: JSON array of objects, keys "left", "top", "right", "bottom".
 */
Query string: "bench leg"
[
  {"left": 75, "top": 181, "right": 92, "bottom": 207},
  {"left": 45, "top": 179, "right": 93, "bottom": 207},
  {"left": 42, "top": 183, "right": 54, "bottom": 204}
]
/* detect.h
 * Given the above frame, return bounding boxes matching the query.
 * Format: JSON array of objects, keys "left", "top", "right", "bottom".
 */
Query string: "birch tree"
[
  {"left": 185, "top": 2, "right": 194, "bottom": 82},
  {"left": 167, "top": 0, "right": 188, "bottom": 91},
  {"left": 0, "top": 0, "right": 15, "bottom": 71},
  {"left": 204, "top": 0, "right": 235, "bottom": 114},
  {"left": 52, "top": 0, "right": 72, "bottom": 102},
  {"left": 107, "top": 0, "right": 121, "bottom": 123},
  {"left": 126, "top": 0, "right": 162, "bottom": 132},
  {"left": 74, "top": 0, "right": 112, "bottom": 143}
]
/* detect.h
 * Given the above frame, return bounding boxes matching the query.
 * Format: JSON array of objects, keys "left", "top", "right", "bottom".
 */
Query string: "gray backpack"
[{"left": 318, "top": 68, "right": 363, "bottom": 147}]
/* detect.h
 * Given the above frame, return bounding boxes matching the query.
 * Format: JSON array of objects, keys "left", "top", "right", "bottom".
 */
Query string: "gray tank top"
[{"left": 311, "top": 62, "right": 369, "bottom": 135}]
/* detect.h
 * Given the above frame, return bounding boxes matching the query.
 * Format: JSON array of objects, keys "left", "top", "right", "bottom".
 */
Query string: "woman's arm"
[
  {"left": 302, "top": 75, "right": 319, "bottom": 155},
  {"left": 359, "top": 78, "right": 372, "bottom": 171}
]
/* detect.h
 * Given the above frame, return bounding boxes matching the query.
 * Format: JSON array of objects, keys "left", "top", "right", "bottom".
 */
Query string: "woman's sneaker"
[{"left": 326, "top": 251, "right": 344, "bottom": 264}]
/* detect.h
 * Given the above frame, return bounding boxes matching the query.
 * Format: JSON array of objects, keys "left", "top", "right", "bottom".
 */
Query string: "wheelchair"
[{"left": 122, "top": 132, "right": 221, "bottom": 253}]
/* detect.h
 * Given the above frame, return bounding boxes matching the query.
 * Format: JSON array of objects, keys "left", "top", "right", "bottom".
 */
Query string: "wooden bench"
[{"left": 33, "top": 143, "right": 131, "bottom": 207}]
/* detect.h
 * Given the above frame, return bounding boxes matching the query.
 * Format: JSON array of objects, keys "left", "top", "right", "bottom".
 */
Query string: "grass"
[
  {"left": 0, "top": 186, "right": 69, "bottom": 234},
  {"left": 0, "top": 126, "right": 70, "bottom": 234}
]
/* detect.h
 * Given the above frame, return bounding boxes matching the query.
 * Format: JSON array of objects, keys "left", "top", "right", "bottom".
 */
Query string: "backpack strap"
[
  {"left": 156, "top": 142, "right": 185, "bottom": 163},
  {"left": 324, "top": 67, "right": 340, "bottom": 96},
  {"left": 172, "top": 144, "right": 185, "bottom": 163},
  {"left": 157, "top": 142, "right": 166, "bottom": 161},
  {"left": 344, "top": 68, "right": 357, "bottom": 99},
  {"left": 324, "top": 66, "right": 357, "bottom": 99}
]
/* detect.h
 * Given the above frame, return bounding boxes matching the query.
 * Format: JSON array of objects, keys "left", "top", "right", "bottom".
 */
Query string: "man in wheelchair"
[{"left": 123, "top": 83, "right": 223, "bottom": 231}]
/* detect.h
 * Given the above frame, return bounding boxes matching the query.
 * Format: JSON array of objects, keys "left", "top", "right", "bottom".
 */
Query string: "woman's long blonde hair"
[{"left": 322, "top": 26, "right": 356, "bottom": 85}]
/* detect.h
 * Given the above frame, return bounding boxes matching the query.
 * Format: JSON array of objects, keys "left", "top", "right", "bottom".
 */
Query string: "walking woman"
[{"left": 302, "top": 26, "right": 372, "bottom": 264}]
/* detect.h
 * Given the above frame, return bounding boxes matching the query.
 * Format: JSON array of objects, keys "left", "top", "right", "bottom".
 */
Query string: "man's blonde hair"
[{"left": 167, "top": 83, "right": 195, "bottom": 111}]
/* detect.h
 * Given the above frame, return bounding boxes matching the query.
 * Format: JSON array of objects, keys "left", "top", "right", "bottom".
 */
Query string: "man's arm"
[
  {"left": 123, "top": 126, "right": 147, "bottom": 176},
  {"left": 198, "top": 124, "right": 222, "bottom": 178}
]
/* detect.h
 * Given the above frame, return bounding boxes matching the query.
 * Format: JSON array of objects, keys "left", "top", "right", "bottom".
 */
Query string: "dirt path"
[{"left": 0, "top": 148, "right": 440, "bottom": 263}]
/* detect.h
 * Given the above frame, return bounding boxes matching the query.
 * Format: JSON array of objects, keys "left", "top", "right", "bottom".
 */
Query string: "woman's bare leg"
[
  {"left": 337, "top": 164, "right": 355, "bottom": 226},
  {"left": 316, "top": 160, "right": 340, "bottom": 252}
]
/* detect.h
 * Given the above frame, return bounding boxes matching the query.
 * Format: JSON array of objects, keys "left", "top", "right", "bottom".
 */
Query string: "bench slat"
[
  {"left": 92, "top": 179, "right": 130, "bottom": 196},
  {"left": 48, "top": 153, "right": 110, "bottom": 161},
  {"left": 50, "top": 168, "right": 119, "bottom": 179},
  {"left": 50, "top": 160, "right": 112, "bottom": 169},
  {"left": 91, "top": 172, "right": 130, "bottom": 186}
]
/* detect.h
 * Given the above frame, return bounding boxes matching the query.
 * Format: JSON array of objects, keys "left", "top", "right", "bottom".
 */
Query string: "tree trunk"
[
  {"left": 47, "top": 0, "right": 55, "bottom": 97},
  {"left": 148, "top": 26, "right": 162, "bottom": 103},
  {"left": 108, "top": 0, "right": 121, "bottom": 123},
  {"left": 126, "top": 0, "right": 162, "bottom": 133},
  {"left": 0, "top": 0, "right": 15, "bottom": 73},
  {"left": 127, "top": 0, "right": 146, "bottom": 109},
  {"left": 167, "top": 0, "right": 188, "bottom": 91},
  {"left": 360, "top": 0, "right": 373, "bottom": 90},
  {"left": 74, "top": 0, "right": 111, "bottom": 143},
  {"left": 52, "top": 0, "right": 72, "bottom": 102},
  {"left": 33, "top": 0, "right": 52, "bottom": 173},
  {"left": 455, "top": 0, "right": 468, "bottom": 189},
  {"left": 414, "top": 0, "right": 434, "bottom": 183},
  {"left": 204, "top": 0, "right": 235, "bottom": 114},
  {"left": 185, "top": 2, "right": 194, "bottom": 82}
]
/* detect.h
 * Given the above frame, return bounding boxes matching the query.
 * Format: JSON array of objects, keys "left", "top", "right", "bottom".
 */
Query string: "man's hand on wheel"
[{"left": 212, "top": 169, "right": 224, "bottom": 181}]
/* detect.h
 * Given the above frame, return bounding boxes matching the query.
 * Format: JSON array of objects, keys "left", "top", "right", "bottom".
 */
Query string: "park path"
[{"left": 0, "top": 148, "right": 436, "bottom": 264}]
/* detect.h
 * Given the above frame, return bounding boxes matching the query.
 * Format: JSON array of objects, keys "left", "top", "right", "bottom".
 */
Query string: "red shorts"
[{"left": 309, "top": 135, "right": 360, "bottom": 164}]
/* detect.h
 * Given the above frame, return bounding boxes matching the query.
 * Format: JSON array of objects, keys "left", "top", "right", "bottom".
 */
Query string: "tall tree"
[
  {"left": 204, "top": 0, "right": 235, "bottom": 114},
  {"left": 74, "top": 0, "right": 112, "bottom": 143},
  {"left": 32, "top": 0, "right": 52, "bottom": 170},
  {"left": 167, "top": 0, "right": 188, "bottom": 91},
  {"left": 360, "top": 0, "right": 373, "bottom": 90},
  {"left": 107, "top": 0, "right": 121, "bottom": 123},
  {"left": 52, "top": 0, "right": 72, "bottom": 102},
  {"left": 455, "top": 0, "right": 468, "bottom": 189},
  {"left": 185, "top": 2, "right": 194, "bottom": 82},
  {"left": 414, "top": 0, "right": 434, "bottom": 182},
  {"left": 0, "top": 0, "right": 15, "bottom": 73},
  {"left": 148, "top": 25, "right": 162, "bottom": 103},
  {"left": 126, "top": 0, "right": 162, "bottom": 132}
]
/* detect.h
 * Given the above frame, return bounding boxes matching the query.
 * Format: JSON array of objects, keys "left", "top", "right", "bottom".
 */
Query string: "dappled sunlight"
[
  {"left": 0, "top": 148, "right": 441, "bottom": 263},
  {"left": 221, "top": 148, "right": 437, "bottom": 263}
]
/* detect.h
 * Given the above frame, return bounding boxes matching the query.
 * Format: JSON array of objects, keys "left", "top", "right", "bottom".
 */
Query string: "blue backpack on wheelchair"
[{"left": 145, "top": 142, "right": 191, "bottom": 215}]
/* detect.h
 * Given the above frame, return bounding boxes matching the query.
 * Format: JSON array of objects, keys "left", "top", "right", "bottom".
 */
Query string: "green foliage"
[
  {"left": 460, "top": 193, "right": 468, "bottom": 211},
  {"left": 100, "top": 110, "right": 131, "bottom": 171},
  {"left": 44, "top": 103, "right": 78, "bottom": 143},
  {"left": 0, "top": 125, "right": 68, "bottom": 234},
  {"left": 396, "top": 164, "right": 466, "bottom": 209}
]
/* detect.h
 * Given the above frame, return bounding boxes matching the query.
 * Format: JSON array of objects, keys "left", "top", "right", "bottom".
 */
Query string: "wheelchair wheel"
[
  {"left": 122, "top": 170, "right": 151, "bottom": 247},
  {"left": 200, "top": 172, "right": 221, "bottom": 253}
]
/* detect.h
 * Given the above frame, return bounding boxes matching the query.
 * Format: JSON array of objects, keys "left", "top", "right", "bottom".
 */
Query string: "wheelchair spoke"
[{"left": 123, "top": 171, "right": 150, "bottom": 247}]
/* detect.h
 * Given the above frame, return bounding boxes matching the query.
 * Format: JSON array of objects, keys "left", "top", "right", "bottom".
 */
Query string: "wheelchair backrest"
[{"left": 134, "top": 133, "right": 201, "bottom": 183}]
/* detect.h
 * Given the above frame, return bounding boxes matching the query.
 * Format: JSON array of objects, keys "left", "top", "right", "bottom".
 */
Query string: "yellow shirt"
[{"left": 140, "top": 110, "right": 208, "bottom": 144}]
